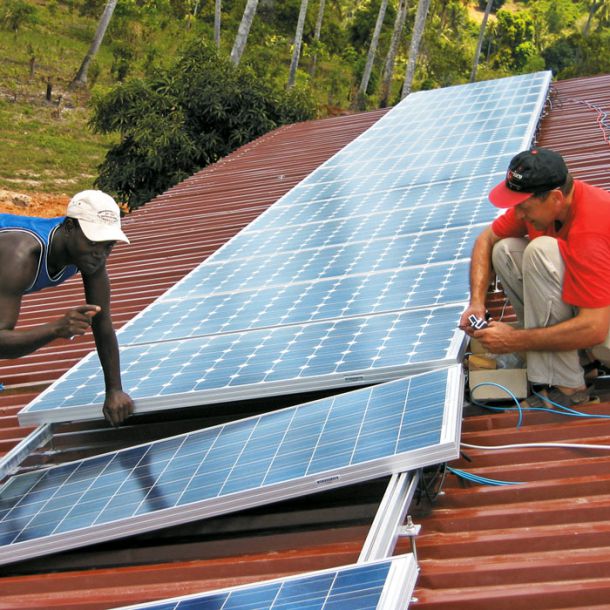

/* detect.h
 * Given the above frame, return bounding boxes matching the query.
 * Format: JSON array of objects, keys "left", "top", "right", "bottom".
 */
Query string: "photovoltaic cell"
[
  {"left": 19, "top": 71, "right": 551, "bottom": 424},
  {"left": 2, "top": 367, "right": 463, "bottom": 564},
  {"left": 110, "top": 554, "right": 418, "bottom": 610}
]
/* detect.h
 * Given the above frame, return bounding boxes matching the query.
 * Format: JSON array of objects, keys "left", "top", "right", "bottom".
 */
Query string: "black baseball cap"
[{"left": 489, "top": 147, "right": 568, "bottom": 208}]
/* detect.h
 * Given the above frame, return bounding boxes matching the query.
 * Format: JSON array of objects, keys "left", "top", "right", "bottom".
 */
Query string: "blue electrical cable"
[
  {"left": 469, "top": 382, "right": 610, "bottom": 426},
  {"left": 470, "top": 381, "right": 524, "bottom": 427},
  {"left": 448, "top": 466, "right": 523, "bottom": 486}
]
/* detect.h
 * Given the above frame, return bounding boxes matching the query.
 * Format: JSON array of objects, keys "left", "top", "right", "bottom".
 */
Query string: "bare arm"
[
  {"left": 83, "top": 266, "right": 134, "bottom": 425},
  {"left": 0, "top": 237, "right": 98, "bottom": 358},
  {"left": 459, "top": 226, "right": 502, "bottom": 335},
  {"left": 475, "top": 306, "right": 610, "bottom": 354}
]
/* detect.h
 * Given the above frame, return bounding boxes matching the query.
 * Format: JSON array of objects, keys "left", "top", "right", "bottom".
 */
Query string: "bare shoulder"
[{"left": 0, "top": 231, "right": 42, "bottom": 294}]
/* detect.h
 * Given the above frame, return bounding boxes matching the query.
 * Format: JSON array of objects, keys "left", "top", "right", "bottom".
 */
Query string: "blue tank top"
[{"left": 0, "top": 214, "right": 79, "bottom": 294}]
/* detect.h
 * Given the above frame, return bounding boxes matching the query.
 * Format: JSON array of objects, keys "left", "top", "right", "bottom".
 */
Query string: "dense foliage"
[{"left": 90, "top": 41, "right": 316, "bottom": 208}]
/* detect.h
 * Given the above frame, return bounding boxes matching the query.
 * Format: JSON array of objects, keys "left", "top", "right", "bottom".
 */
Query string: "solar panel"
[
  {"left": 116, "top": 260, "right": 470, "bottom": 346},
  {"left": 21, "top": 306, "right": 465, "bottom": 423},
  {"left": 19, "top": 71, "right": 551, "bottom": 424},
  {"left": 110, "top": 554, "right": 419, "bottom": 610},
  {"left": 2, "top": 366, "right": 463, "bottom": 565}
]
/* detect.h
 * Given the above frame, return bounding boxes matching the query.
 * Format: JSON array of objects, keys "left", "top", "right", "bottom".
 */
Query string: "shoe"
[{"left": 521, "top": 386, "right": 600, "bottom": 410}]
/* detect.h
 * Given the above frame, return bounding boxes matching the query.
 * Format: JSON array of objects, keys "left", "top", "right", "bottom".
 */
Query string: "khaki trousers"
[{"left": 491, "top": 236, "right": 585, "bottom": 388}]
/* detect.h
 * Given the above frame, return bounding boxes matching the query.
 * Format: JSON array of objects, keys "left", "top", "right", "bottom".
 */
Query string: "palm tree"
[
  {"left": 288, "top": 0, "right": 310, "bottom": 88},
  {"left": 230, "top": 0, "right": 259, "bottom": 65},
  {"left": 309, "top": 0, "right": 326, "bottom": 77},
  {"left": 70, "top": 0, "right": 117, "bottom": 89},
  {"left": 215, "top": 0, "right": 222, "bottom": 48},
  {"left": 470, "top": 0, "right": 494, "bottom": 82},
  {"left": 379, "top": 0, "right": 409, "bottom": 108},
  {"left": 357, "top": 0, "right": 389, "bottom": 106},
  {"left": 583, "top": 0, "right": 610, "bottom": 35},
  {"left": 401, "top": 0, "right": 431, "bottom": 99}
]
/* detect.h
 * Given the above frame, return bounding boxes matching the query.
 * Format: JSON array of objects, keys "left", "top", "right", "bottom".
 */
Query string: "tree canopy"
[{"left": 90, "top": 41, "right": 316, "bottom": 209}]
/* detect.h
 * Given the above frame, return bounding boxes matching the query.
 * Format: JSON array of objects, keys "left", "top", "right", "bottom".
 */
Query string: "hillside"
[{"left": 0, "top": 0, "right": 608, "bottom": 215}]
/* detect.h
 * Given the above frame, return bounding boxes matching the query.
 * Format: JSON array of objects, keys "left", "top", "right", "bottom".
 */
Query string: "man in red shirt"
[{"left": 460, "top": 147, "right": 610, "bottom": 407}]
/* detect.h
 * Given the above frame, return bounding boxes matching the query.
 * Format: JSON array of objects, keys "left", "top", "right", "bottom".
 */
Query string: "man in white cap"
[
  {"left": 0, "top": 190, "right": 134, "bottom": 425},
  {"left": 460, "top": 147, "right": 610, "bottom": 409}
]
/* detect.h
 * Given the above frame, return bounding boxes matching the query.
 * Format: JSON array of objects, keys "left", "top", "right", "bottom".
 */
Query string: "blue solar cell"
[
  {"left": 1, "top": 368, "right": 461, "bottom": 563},
  {"left": 110, "top": 556, "right": 417, "bottom": 610}
]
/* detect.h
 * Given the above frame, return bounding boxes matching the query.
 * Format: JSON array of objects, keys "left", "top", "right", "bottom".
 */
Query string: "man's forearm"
[
  {"left": 469, "top": 230, "right": 495, "bottom": 308},
  {"left": 93, "top": 323, "right": 124, "bottom": 392},
  {"left": 500, "top": 316, "right": 607, "bottom": 353},
  {"left": 0, "top": 325, "right": 59, "bottom": 359}
]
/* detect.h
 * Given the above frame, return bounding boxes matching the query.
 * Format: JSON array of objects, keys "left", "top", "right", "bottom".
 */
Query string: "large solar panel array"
[
  {"left": 19, "top": 71, "right": 551, "bottom": 425},
  {"left": 1, "top": 366, "right": 462, "bottom": 565},
  {"left": 111, "top": 554, "right": 418, "bottom": 610}
]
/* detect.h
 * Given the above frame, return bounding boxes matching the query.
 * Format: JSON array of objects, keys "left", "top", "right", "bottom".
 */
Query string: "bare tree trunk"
[
  {"left": 583, "top": 0, "right": 601, "bottom": 36},
  {"left": 230, "top": 0, "right": 259, "bottom": 65},
  {"left": 288, "top": 0, "right": 310, "bottom": 88},
  {"left": 310, "top": 0, "right": 326, "bottom": 77},
  {"left": 470, "top": 0, "right": 493, "bottom": 83},
  {"left": 215, "top": 0, "right": 222, "bottom": 48},
  {"left": 357, "top": 0, "right": 389, "bottom": 103},
  {"left": 379, "top": 0, "right": 408, "bottom": 108},
  {"left": 401, "top": 0, "right": 431, "bottom": 99},
  {"left": 70, "top": 0, "right": 117, "bottom": 89}
]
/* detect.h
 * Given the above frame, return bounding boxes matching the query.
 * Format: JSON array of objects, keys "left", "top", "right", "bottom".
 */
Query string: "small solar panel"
[
  {"left": 110, "top": 554, "right": 419, "bottom": 610},
  {"left": 2, "top": 366, "right": 463, "bottom": 565},
  {"left": 19, "top": 71, "right": 551, "bottom": 424},
  {"left": 21, "top": 307, "right": 465, "bottom": 424}
]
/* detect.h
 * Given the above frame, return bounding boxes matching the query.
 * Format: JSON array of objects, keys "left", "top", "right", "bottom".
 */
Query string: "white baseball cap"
[{"left": 66, "top": 190, "right": 130, "bottom": 244}]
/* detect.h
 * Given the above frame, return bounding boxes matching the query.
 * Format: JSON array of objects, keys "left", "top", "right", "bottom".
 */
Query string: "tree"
[
  {"left": 379, "top": 0, "right": 409, "bottom": 107},
  {"left": 288, "top": 0, "right": 310, "bottom": 88},
  {"left": 477, "top": 0, "right": 504, "bottom": 9},
  {"left": 488, "top": 8, "right": 537, "bottom": 71},
  {"left": 356, "top": 0, "right": 389, "bottom": 106},
  {"left": 70, "top": 0, "right": 117, "bottom": 88},
  {"left": 0, "top": 0, "right": 38, "bottom": 32},
  {"left": 470, "top": 0, "right": 494, "bottom": 82},
  {"left": 230, "top": 0, "right": 259, "bottom": 65},
  {"left": 583, "top": 0, "right": 608, "bottom": 36},
  {"left": 91, "top": 42, "right": 316, "bottom": 209},
  {"left": 214, "top": 0, "right": 221, "bottom": 48},
  {"left": 401, "top": 0, "right": 432, "bottom": 98},
  {"left": 543, "top": 30, "right": 610, "bottom": 77},
  {"left": 309, "top": 0, "right": 326, "bottom": 77}
]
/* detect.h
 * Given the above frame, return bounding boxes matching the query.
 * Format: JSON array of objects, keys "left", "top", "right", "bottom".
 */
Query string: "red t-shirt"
[{"left": 491, "top": 180, "right": 610, "bottom": 308}]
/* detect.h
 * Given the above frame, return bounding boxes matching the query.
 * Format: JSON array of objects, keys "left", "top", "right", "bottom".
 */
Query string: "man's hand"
[
  {"left": 472, "top": 320, "right": 516, "bottom": 354},
  {"left": 103, "top": 389, "right": 134, "bottom": 426},
  {"left": 55, "top": 305, "right": 101, "bottom": 339},
  {"left": 459, "top": 305, "right": 487, "bottom": 338}
]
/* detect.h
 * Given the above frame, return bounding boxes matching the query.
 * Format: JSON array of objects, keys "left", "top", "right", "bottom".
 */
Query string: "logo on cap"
[{"left": 97, "top": 210, "right": 119, "bottom": 225}]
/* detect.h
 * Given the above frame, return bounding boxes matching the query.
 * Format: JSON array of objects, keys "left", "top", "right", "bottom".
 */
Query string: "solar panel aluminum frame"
[
  {"left": 111, "top": 554, "right": 419, "bottom": 610},
  {"left": 18, "top": 309, "right": 467, "bottom": 426},
  {"left": 1, "top": 366, "right": 463, "bottom": 566}
]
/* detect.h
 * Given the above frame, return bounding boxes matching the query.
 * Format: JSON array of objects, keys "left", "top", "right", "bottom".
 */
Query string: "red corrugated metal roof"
[{"left": 1, "top": 75, "right": 610, "bottom": 609}]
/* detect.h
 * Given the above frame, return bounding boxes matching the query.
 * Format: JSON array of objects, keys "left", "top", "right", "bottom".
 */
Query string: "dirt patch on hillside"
[{"left": 0, "top": 189, "right": 69, "bottom": 217}]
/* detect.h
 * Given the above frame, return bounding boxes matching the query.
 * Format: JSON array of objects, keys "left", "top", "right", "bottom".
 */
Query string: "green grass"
[
  {"left": 0, "top": 97, "right": 117, "bottom": 194},
  {"left": 0, "top": 2, "right": 124, "bottom": 195}
]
